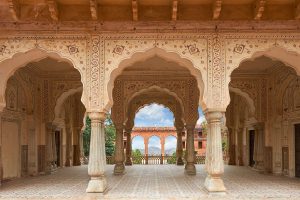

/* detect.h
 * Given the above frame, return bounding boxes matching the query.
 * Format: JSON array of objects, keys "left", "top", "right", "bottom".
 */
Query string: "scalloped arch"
[
  {"left": 229, "top": 86, "right": 255, "bottom": 117},
  {"left": 53, "top": 87, "right": 83, "bottom": 124},
  {"left": 105, "top": 47, "right": 206, "bottom": 111},
  {"left": 0, "top": 48, "right": 87, "bottom": 111},
  {"left": 224, "top": 46, "right": 300, "bottom": 109}
]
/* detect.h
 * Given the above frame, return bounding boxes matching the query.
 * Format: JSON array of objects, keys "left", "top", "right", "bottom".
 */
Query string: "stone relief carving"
[{"left": 100, "top": 33, "right": 208, "bottom": 110}]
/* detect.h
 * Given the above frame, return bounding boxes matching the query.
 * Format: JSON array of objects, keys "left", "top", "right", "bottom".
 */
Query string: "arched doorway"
[
  {"left": 0, "top": 55, "right": 86, "bottom": 181},
  {"left": 226, "top": 53, "right": 300, "bottom": 177},
  {"left": 110, "top": 55, "right": 201, "bottom": 176}
]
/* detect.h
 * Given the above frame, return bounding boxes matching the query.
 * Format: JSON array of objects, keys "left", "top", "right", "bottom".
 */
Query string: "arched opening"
[
  {"left": 226, "top": 53, "right": 300, "bottom": 177},
  {"left": 0, "top": 54, "right": 85, "bottom": 181},
  {"left": 110, "top": 53, "right": 203, "bottom": 175}
]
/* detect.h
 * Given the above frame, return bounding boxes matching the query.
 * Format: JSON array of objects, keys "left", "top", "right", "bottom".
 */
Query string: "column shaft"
[
  {"left": 114, "top": 125, "right": 125, "bottom": 175},
  {"left": 45, "top": 123, "right": 54, "bottom": 174},
  {"left": 176, "top": 128, "right": 184, "bottom": 165},
  {"left": 204, "top": 111, "right": 226, "bottom": 192},
  {"left": 125, "top": 130, "right": 132, "bottom": 166},
  {"left": 185, "top": 125, "right": 196, "bottom": 175},
  {"left": 254, "top": 123, "right": 265, "bottom": 171},
  {"left": 86, "top": 112, "right": 107, "bottom": 193}
]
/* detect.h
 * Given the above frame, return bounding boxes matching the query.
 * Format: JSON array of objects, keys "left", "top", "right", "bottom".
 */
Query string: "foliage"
[
  {"left": 222, "top": 138, "right": 228, "bottom": 152},
  {"left": 82, "top": 114, "right": 116, "bottom": 157},
  {"left": 201, "top": 121, "right": 208, "bottom": 135},
  {"left": 166, "top": 152, "right": 177, "bottom": 164},
  {"left": 132, "top": 149, "right": 143, "bottom": 164},
  {"left": 104, "top": 113, "right": 116, "bottom": 156},
  {"left": 83, "top": 117, "right": 91, "bottom": 156}
]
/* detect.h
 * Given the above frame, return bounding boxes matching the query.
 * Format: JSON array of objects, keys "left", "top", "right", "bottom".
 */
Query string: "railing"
[
  {"left": 105, "top": 154, "right": 228, "bottom": 165},
  {"left": 86, "top": 155, "right": 228, "bottom": 165}
]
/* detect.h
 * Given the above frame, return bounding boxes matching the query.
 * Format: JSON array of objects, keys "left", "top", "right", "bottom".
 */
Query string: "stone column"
[
  {"left": 86, "top": 112, "right": 107, "bottom": 193},
  {"left": 65, "top": 122, "right": 72, "bottom": 167},
  {"left": 45, "top": 122, "right": 54, "bottom": 174},
  {"left": 254, "top": 123, "right": 265, "bottom": 171},
  {"left": 228, "top": 128, "right": 236, "bottom": 165},
  {"left": 176, "top": 127, "right": 184, "bottom": 165},
  {"left": 79, "top": 128, "right": 85, "bottom": 164},
  {"left": 114, "top": 125, "right": 125, "bottom": 175},
  {"left": 161, "top": 137, "right": 165, "bottom": 156},
  {"left": 204, "top": 111, "right": 226, "bottom": 193},
  {"left": 52, "top": 127, "right": 57, "bottom": 170},
  {"left": 125, "top": 129, "right": 132, "bottom": 166},
  {"left": 237, "top": 127, "right": 244, "bottom": 166},
  {"left": 144, "top": 138, "right": 149, "bottom": 164},
  {"left": 185, "top": 124, "right": 196, "bottom": 175},
  {"left": 73, "top": 127, "right": 81, "bottom": 166},
  {"left": 160, "top": 137, "right": 165, "bottom": 164}
]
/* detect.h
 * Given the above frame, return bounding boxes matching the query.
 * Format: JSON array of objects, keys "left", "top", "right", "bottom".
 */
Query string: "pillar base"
[
  {"left": 176, "top": 157, "right": 184, "bottom": 165},
  {"left": 254, "top": 161, "right": 264, "bottom": 172},
  {"left": 86, "top": 177, "right": 107, "bottom": 193},
  {"left": 185, "top": 162, "right": 196, "bottom": 175},
  {"left": 204, "top": 175, "right": 226, "bottom": 193},
  {"left": 114, "top": 163, "right": 125, "bottom": 175},
  {"left": 125, "top": 158, "right": 132, "bottom": 166}
]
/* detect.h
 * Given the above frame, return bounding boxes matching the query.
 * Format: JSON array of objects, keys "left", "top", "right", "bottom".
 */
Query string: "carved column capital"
[
  {"left": 204, "top": 111, "right": 223, "bottom": 123},
  {"left": 89, "top": 112, "right": 106, "bottom": 122}
]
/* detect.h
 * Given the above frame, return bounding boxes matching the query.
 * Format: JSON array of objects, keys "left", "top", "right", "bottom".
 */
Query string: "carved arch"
[
  {"left": 0, "top": 47, "right": 87, "bottom": 111},
  {"left": 229, "top": 86, "right": 255, "bottom": 117},
  {"left": 224, "top": 43, "right": 300, "bottom": 109},
  {"left": 105, "top": 47, "right": 205, "bottom": 111},
  {"left": 53, "top": 87, "right": 83, "bottom": 124}
]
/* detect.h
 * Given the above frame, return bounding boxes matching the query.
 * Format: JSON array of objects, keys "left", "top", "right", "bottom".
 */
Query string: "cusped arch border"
[
  {"left": 0, "top": 37, "right": 88, "bottom": 110},
  {"left": 105, "top": 47, "right": 206, "bottom": 111},
  {"left": 124, "top": 86, "right": 185, "bottom": 128},
  {"left": 224, "top": 40, "right": 300, "bottom": 109},
  {"left": 53, "top": 86, "right": 83, "bottom": 124},
  {"left": 229, "top": 86, "right": 256, "bottom": 117}
]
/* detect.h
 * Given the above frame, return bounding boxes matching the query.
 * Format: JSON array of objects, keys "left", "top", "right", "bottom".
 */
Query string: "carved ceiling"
[{"left": 0, "top": 0, "right": 299, "bottom": 22}]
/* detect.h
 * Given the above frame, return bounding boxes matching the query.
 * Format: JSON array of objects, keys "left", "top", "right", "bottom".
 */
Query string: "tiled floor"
[{"left": 1, "top": 165, "right": 300, "bottom": 200}]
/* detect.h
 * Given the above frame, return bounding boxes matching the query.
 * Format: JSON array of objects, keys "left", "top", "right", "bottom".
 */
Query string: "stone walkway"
[{"left": 1, "top": 165, "right": 300, "bottom": 200}]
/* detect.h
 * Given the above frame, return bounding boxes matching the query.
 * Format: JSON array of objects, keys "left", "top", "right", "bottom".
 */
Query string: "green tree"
[
  {"left": 104, "top": 113, "right": 116, "bottom": 156},
  {"left": 83, "top": 117, "right": 91, "bottom": 156},
  {"left": 82, "top": 114, "right": 116, "bottom": 157},
  {"left": 166, "top": 152, "right": 177, "bottom": 164},
  {"left": 132, "top": 149, "right": 143, "bottom": 164},
  {"left": 201, "top": 121, "right": 208, "bottom": 135}
]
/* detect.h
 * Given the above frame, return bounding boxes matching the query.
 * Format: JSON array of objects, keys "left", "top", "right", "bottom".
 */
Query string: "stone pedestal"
[
  {"left": 86, "top": 112, "right": 107, "bottom": 193},
  {"left": 114, "top": 125, "right": 125, "bottom": 175},
  {"left": 185, "top": 125, "right": 196, "bottom": 175},
  {"left": 204, "top": 111, "right": 226, "bottom": 193}
]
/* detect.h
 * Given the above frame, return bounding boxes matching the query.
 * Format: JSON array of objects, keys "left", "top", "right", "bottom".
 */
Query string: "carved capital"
[
  {"left": 89, "top": 112, "right": 106, "bottom": 122},
  {"left": 7, "top": 0, "right": 20, "bottom": 21},
  {"left": 132, "top": 0, "right": 138, "bottom": 21},
  {"left": 212, "top": 0, "right": 222, "bottom": 20},
  {"left": 90, "top": 0, "right": 98, "bottom": 20},
  {"left": 253, "top": 0, "right": 266, "bottom": 20},
  {"left": 172, "top": 0, "right": 178, "bottom": 21},
  {"left": 47, "top": 0, "right": 59, "bottom": 21},
  {"left": 205, "top": 111, "right": 223, "bottom": 123}
]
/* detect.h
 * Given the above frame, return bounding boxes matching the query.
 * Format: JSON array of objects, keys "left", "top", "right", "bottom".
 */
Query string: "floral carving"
[
  {"left": 67, "top": 45, "right": 79, "bottom": 54},
  {"left": 233, "top": 44, "right": 245, "bottom": 54},
  {"left": 112, "top": 45, "right": 125, "bottom": 55},
  {"left": 186, "top": 44, "right": 200, "bottom": 55}
]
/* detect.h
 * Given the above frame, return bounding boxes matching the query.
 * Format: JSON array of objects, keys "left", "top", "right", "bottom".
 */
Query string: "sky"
[{"left": 132, "top": 103, "right": 206, "bottom": 151}]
